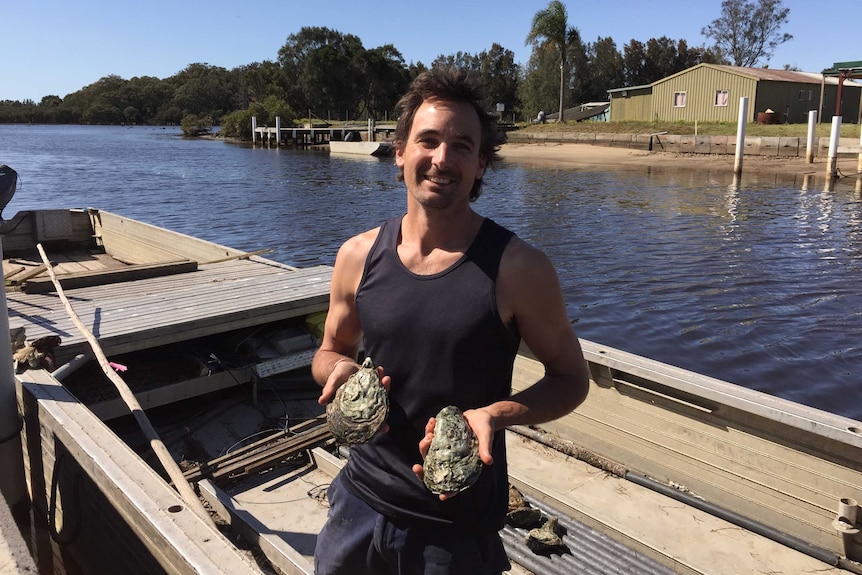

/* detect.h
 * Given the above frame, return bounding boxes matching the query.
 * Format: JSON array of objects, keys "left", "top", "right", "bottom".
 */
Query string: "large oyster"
[
  {"left": 422, "top": 405, "right": 483, "bottom": 495},
  {"left": 326, "top": 357, "right": 388, "bottom": 444}
]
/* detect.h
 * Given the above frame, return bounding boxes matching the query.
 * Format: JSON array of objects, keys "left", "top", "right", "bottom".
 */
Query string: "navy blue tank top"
[{"left": 341, "top": 215, "right": 520, "bottom": 533}]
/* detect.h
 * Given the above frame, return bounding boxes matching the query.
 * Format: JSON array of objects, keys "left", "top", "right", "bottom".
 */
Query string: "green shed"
[{"left": 608, "top": 63, "right": 861, "bottom": 124}]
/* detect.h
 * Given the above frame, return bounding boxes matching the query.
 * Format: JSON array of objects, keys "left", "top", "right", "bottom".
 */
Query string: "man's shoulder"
[
  {"left": 339, "top": 226, "right": 382, "bottom": 262},
  {"left": 500, "top": 235, "right": 553, "bottom": 275}
]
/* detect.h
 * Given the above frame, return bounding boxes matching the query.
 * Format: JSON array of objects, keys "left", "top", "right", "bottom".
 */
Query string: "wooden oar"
[
  {"left": 35, "top": 243, "right": 213, "bottom": 525},
  {"left": 202, "top": 248, "right": 273, "bottom": 265}
]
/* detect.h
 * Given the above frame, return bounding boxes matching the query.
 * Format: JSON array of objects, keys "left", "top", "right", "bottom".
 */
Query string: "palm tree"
[{"left": 525, "top": 1, "right": 572, "bottom": 122}]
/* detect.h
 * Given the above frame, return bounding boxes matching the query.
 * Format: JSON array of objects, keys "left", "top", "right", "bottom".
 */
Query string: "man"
[{"left": 311, "top": 67, "right": 589, "bottom": 575}]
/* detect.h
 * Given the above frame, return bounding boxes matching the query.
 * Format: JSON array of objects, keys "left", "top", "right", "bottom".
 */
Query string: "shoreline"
[{"left": 499, "top": 142, "right": 860, "bottom": 179}]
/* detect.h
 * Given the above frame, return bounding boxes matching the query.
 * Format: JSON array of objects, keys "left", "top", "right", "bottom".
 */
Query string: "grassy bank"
[{"left": 516, "top": 120, "right": 861, "bottom": 138}]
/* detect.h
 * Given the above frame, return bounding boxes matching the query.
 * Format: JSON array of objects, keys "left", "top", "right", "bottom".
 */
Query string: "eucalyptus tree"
[
  {"left": 277, "top": 27, "right": 367, "bottom": 119},
  {"left": 432, "top": 44, "right": 520, "bottom": 119},
  {"left": 360, "top": 45, "right": 410, "bottom": 121},
  {"left": 477, "top": 44, "right": 520, "bottom": 119},
  {"left": 525, "top": 0, "right": 574, "bottom": 122},
  {"left": 168, "top": 63, "right": 239, "bottom": 120},
  {"left": 518, "top": 43, "right": 562, "bottom": 121},
  {"left": 588, "top": 37, "right": 624, "bottom": 102},
  {"left": 237, "top": 61, "right": 290, "bottom": 107},
  {"left": 701, "top": 0, "right": 792, "bottom": 67}
]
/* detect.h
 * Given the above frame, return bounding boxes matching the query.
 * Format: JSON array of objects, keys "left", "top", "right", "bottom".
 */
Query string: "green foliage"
[
  {"left": 180, "top": 114, "right": 213, "bottom": 136},
  {"left": 220, "top": 96, "right": 296, "bottom": 139},
  {"left": 702, "top": 0, "right": 792, "bottom": 67}
]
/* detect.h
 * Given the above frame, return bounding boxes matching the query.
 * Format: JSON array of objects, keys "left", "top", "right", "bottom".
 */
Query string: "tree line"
[{"left": 0, "top": 1, "right": 791, "bottom": 134}]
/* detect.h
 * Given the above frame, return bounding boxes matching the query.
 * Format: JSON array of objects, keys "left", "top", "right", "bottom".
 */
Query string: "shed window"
[
  {"left": 673, "top": 92, "right": 687, "bottom": 107},
  {"left": 714, "top": 90, "right": 729, "bottom": 106},
  {"left": 797, "top": 89, "right": 813, "bottom": 101}
]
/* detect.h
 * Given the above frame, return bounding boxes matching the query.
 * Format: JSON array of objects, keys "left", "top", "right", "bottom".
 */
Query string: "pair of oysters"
[{"left": 325, "top": 358, "right": 482, "bottom": 494}]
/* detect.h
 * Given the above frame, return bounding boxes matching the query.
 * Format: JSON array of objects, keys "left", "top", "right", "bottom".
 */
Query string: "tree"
[
  {"left": 588, "top": 37, "right": 624, "bottom": 102},
  {"left": 476, "top": 44, "right": 520, "bottom": 120},
  {"left": 277, "top": 27, "right": 366, "bottom": 118},
  {"left": 526, "top": 1, "right": 574, "bottom": 122},
  {"left": 701, "top": 0, "right": 792, "bottom": 67},
  {"left": 359, "top": 45, "right": 410, "bottom": 121},
  {"left": 518, "top": 43, "right": 561, "bottom": 121}
]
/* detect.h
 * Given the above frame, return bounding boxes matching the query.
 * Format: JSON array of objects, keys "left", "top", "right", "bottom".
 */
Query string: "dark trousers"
[{"left": 314, "top": 473, "right": 510, "bottom": 575}]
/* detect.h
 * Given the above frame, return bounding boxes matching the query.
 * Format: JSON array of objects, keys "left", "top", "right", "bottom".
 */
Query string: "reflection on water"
[{"left": 1, "top": 124, "right": 861, "bottom": 421}]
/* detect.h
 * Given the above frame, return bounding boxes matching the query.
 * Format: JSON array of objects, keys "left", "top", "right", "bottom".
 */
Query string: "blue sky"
[{"left": 2, "top": 0, "right": 858, "bottom": 102}]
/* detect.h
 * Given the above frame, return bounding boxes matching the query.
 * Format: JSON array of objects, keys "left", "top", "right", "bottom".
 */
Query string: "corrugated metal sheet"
[
  {"left": 611, "top": 63, "right": 862, "bottom": 123},
  {"left": 652, "top": 65, "right": 758, "bottom": 122},
  {"left": 609, "top": 86, "right": 653, "bottom": 121}
]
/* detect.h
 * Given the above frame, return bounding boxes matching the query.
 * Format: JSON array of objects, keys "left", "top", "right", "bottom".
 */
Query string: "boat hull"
[{"left": 328, "top": 140, "right": 394, "bottom": 156}]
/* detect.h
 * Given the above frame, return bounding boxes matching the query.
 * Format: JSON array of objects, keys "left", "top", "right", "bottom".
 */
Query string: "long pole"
[
  {"left": 858, "top": 123, "right": 862, "bottom": 174},
  {"left": 806, "top": 110, "right": 818, "bottom": 164},
  {"left": 36, "top": 243, "right": 213, "bottom": 525},
  {"left": 827, "top": 116, "right": 842, "bottom": 179},
  {"left": 734, "top": 97, "right": 748, "bottom": 176},
  {"left": 0, "top": 237, "right": 27, "bottom": 516}
]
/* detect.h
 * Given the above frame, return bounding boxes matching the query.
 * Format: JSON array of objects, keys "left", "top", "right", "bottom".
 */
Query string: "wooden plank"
[
  {"left": 17, "top": 369, "right": 265, "bottom": 574},
  {"left": 21, "top": 259, "right": 198, "bottom": 293},
  {"left": 199, "top": 479, "right": 314, "bottom": 575},
  {"left": 88, "top": 369, "right": 255, "bottom": 420},
  {"left": 511, "top": 348, "right": 862, "bottom": 556},
  {"left": 7, "top": 262, "right": 333, "bottom": 364},
  {"left": 93, "top": 210, "right": 251, "bottom": 264}
]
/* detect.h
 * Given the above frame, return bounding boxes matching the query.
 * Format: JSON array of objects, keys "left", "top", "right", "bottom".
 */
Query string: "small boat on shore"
[
  {"left": 328, "top": 140, "right": 395, "bottom": 157},
  {"left": 3, "top": 204, "right": 862, "bottom": 575}
]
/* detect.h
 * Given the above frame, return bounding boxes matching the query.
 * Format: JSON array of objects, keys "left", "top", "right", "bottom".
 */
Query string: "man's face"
[{"left": 395, "top": 98, "right": 486, "bottom": 210}]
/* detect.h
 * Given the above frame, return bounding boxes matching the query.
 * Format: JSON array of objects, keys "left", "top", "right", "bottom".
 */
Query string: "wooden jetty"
[{"left": 251, "top": 116, "right": 395, "bottom": 147}]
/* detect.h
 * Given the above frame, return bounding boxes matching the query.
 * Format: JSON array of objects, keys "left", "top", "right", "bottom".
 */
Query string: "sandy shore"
[{"left": 499, "top": 142, "right": 860, "bottom": 180}]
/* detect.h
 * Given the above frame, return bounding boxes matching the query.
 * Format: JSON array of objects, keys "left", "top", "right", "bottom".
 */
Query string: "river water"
[{"left": 1, "top": 124, "right": 861, "bottom": 421}]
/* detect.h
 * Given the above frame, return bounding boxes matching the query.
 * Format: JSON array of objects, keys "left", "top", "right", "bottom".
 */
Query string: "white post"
[
  {"left": 367, "top": 118, "right": 373, "bottom": 142},
  {"left": 827, "top": 116, "right": 841, "bottom": 178},
  {"left": 734, "top": 97, "right": 748, "bottom": 175},
  {"left": 806, "top": 110, "right": 818, "bottom": 163},
  {"left": 857, "top": 123, "right": 862, "bottom": 174},
  {"left": 275, "top": 116, "right": 281, "bottom": 146},
  {"left": 251, "top": 116, "right": 257, "bottom": 145},
  {"left": 0, "top": 238, "right": 27, "bottom": 514}
]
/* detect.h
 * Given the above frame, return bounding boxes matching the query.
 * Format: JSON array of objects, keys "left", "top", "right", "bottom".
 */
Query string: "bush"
[
  {"left": 180, "top": 114, "right": 213, "bottom": 136},
  {"left": 220, "top": 97, "right": 296, "bottom": 140}
]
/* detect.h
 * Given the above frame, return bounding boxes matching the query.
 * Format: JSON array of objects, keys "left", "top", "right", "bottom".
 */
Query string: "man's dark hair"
[{"left": 394, "top": 67, "right": 505, "bottom": 201}]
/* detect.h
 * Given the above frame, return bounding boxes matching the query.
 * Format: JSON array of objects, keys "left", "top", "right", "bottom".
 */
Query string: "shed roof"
[{"left": 649, "top": 63, "right": 862, "bottom": 88}]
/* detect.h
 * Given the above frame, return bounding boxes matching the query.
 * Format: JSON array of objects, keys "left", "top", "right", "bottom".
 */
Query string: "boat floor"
[
  {"left": 6, "top": 251, "right": 332, "bottom": 366},
  {"left": 157, "top": 384, "right": 848, "bottom": 575}
]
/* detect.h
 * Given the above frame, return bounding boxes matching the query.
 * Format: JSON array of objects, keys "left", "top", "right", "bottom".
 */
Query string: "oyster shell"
[
  {"left": 326, "top": 357, "right": 388, "bottom": 444},
  {"left": 525, "top": 516, "right": 566, "bottom": 554},
  {"left": 422, "top": 405, "right": 482, "bottom": 494},
  {"left": 506, "top": 485, "right": 543, "bottom": 528}
]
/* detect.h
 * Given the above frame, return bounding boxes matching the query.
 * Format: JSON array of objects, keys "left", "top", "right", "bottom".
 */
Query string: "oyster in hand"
[
  {"left": 326, "top": 357, "right": 388, "bottom": 444},
  {"left": 422, "top": 405, "right": 483, "bottom": 495}
]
